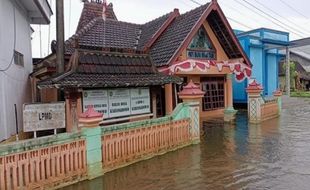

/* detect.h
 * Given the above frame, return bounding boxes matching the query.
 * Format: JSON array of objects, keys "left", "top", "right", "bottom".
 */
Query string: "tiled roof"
[
  {"left": 76, "top": 1, "right": 117, "bottom": 32},
  {"left": 137, "top": 12, "right": 174, "bottom": 50},
  {"left": 66, "top": 13, "right": 174, "bottom": 54},
  {"left": 79, "top": 19, "right": 141, "bottom": 50},
  {"left": 38, "top": 73, "right": 181, "bottom": 88},
  {"left": 149, "top": 3, "right": 210, "bottom": 66},
  {"left": 59, "top": 1, "right": 250, "bottom": 68},
  {"left": 77, "top": 51, "right": 154, "bottom": 74},
  {"left": 38, "top": 51, "right": 182, "bottom": 88},
  {"left": 65, "top": 18, "right": 141, "bottom": 54}
]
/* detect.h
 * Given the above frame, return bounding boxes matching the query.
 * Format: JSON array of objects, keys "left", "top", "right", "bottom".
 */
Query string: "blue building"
[{"left": 233, "top": 28, "right": 289, "bottom": 104}]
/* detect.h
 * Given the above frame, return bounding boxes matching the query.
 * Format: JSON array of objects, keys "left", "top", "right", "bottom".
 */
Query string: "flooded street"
[{"left": 63, "top": 96, "right": 310, "bottom": 190}]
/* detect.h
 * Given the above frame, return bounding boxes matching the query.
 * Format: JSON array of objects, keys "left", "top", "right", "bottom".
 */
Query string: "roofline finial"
[
  {"left": 102, "top": 0, "right": 107, "bottom": 20},
  {"left": 212, "top": 0, "right": 218, "bottom": 4},
  {"left": 174, "top": 8, "right": 179, "bottom": 14}
]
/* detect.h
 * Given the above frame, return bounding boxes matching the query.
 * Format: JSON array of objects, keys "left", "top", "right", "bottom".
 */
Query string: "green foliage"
[
  {"left": 291, "top": 91, "right": 310, "bottom": 98},
  {"left": 282, "top": 61, "right": 297, "bottom": 77},
  {"left": 282, "top": 62, "right": 297, "bottom": 89}
]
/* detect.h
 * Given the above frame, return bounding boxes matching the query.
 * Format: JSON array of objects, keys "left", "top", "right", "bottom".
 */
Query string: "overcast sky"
[{"left": 31, "top": 0, "right": 310, "bottom": 58}]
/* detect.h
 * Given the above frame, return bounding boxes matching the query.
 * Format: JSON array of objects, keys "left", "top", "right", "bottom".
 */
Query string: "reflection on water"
[{"left": 63, "top": 97, "right": 310, "bottom": 190}]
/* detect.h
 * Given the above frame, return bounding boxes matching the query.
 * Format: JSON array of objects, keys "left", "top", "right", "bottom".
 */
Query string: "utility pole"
[
  {"left": 56, "top": 0, "right": 64, "bottom": 74},
  {"left": 286, "top": 46, "right": 290, "bottom": 96}
]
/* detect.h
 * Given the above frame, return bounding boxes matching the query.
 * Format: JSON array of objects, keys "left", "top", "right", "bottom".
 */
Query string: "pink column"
[{"left": 165, "top": 84, "right": 174, "bottom": 115}]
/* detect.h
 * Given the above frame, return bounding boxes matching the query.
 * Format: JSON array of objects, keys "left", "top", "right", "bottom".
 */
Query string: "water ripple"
[{"left": 63, "top": 97, "right": 310, "bottom": 190}]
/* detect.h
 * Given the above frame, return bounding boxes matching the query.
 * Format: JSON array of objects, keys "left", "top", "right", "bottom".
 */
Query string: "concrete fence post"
[
  {"left": 79, "top": 105, "right": 104, "bottom": 179},
  {"left": 187, "top": 102, "right": 200, "bottom": 144},
  {"left": 273, "top": 89, "right": 283, "bottom": 115},
  {"left": 178, "top": 80, "right": 204, "bottom": 143},
  {"left": 246, "top": 80, "right": 264, "bottom": 124}
]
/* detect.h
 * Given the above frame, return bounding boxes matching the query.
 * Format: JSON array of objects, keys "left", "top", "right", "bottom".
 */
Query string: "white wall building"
[{"left": 0, "top": 0, "right": 52, "bottom": 141}]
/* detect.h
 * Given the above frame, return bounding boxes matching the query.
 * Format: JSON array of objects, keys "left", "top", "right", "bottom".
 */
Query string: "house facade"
[
  {"left": 35, "top": 0, "right": 251, "bottom": 132},
  {"left": 233, "top": 28, "right": 289, "bottom": 104},
  {"left": 0, "top": 0, "right": 52, "bottom": 141}
]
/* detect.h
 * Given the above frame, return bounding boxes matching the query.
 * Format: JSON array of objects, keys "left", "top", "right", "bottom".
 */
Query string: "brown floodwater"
[{"left": 62, "top": 96, "right": 310, "bottom": 190}]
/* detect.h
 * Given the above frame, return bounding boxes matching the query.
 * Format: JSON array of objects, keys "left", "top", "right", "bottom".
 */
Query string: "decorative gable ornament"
[
  {"left": 187, "top": 27, "right": 216, "bottom": 60},
  {"left": 160, "top": 59, "right": 252, "bottom": 82}
]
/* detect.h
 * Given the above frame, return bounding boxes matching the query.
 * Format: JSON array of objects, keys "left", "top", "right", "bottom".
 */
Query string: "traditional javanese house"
[{"left": 33, "top": 0, "right": 252, "bottom": 131}]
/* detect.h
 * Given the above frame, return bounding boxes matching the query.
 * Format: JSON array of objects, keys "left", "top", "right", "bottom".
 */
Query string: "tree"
[{"left": 282, "top": 61, "right": 297, "bottom": 91}]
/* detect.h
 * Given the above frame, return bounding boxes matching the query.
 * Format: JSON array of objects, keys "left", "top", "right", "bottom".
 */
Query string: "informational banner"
[
  {"left": 130, "top": 88, "right": 150, "bottom": 115},
  {"left": 83, "top": 90, "right": 109, "bottom": 116},
  {"left": 82, "top": 87, "right": 150, "bottom": 119},
  {"left": 23, "top": 102, "right": 66, "bottom": 132},
  {"left": 108, "top": 89, "right": 131, "bottom": 118}
]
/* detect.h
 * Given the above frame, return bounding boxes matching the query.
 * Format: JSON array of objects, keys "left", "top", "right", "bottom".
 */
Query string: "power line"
[
  {"left": 187, "top": 0, "right": 306, "bottom": 38},
  {"left": 252, "top": 0, "right": 310, "bottom": 35},
  {"left": 186, "top": 0, "right": 253, "bottom": 30},
  {"left": 219, "top": 1, "right": 264, "bottom": 29},
  {"left": 242, "top": 0, "right": 303, "bottom": 37},
  {"left": 188, "top": 0, "right": 202, "bottom": 6},
  {"left": 278, "top": 0, "right": 310, "bottom": 20},
  {"left": 232, "top": 0, "right": 305, "bottom": 38},
  {"left": 179, "top": 0, "right": 195, "bottom": 8},
  {"left": 239, "top": 0, "right": 305, "bottom": 38},
  {"left": 226, "top": 17, "right": 253, "bottom": 30}
]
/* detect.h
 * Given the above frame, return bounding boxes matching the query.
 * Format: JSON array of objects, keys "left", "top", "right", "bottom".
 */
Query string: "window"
[
  {"left": 201, "top": 77, "right": 225, "bottom": 111},
  {"left": 187, "top": 27, "right": 216, "bottom": 59},
  {"left": 14, "top": 50, "right": 24, "bottom": 67}
]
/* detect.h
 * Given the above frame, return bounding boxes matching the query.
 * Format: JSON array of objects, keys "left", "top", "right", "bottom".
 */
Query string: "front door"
[{"left": 201, "top": 77, "right": 225, "bottom": 111}]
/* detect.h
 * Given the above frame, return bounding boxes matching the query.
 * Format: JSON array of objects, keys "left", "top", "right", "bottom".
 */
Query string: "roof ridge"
[
  {"left": 104, "top": 18, "right": 142, "bottom": 27},
  {"left": 179, "top": 3, "right": 210, "bottom": 18},
  {"left": 80, "top": 49, "right": 150, "bottom": 57}
]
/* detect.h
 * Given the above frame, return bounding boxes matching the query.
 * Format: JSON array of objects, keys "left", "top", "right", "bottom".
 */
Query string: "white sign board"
[
  {"left": 23, "top": 102, "right": 66, "bottom": 132},
  {"left": 108, "top": 89, "right": 131, "bottom": 118},
  {"left": 130, "top": 88, "right": 150, "bottom": 115},
  {"left": 82, "top": 87, "right": 151, "bottom": 119},
  {"left": 83, "top": 90, "right": 109, "bottom": 116}
]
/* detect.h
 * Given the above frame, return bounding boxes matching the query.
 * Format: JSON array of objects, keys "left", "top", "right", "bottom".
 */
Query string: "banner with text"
[{"left": 83, "top": 87, "right": 150, "bottom": 119}]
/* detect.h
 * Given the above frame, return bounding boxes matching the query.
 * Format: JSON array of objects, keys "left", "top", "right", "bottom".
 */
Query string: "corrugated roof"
[
  {"left": 290, "top": 37, "right": 310, "bottom": 47},
  {"left": 291, "top": 50, "right": 310, "bottom": 73}
]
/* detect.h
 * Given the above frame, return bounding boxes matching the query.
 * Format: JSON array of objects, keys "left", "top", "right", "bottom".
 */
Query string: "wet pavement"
[{"left": 63, "top": 96, "right": 310, "bottom": 190}]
